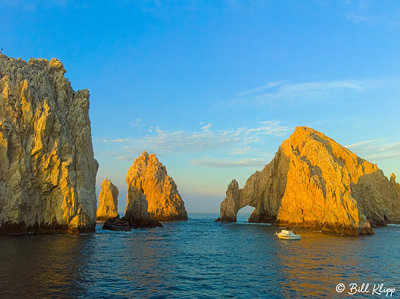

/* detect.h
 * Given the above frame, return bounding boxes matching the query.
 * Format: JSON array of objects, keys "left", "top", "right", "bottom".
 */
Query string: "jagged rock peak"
[
  {"left": 0, "top": 54, "right": 98, "bottom": 234},
  {"left": 97, "top": 179, "right": 119, "bottom": 221},
  {"left": 126, "top": 151, "right": 188, "bottom": 221},
  {"left": 219, "top": 126, "right": 400, "bottom": 236}
]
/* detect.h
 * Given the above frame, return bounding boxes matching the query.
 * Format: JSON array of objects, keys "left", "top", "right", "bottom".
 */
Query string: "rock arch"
[
  {"left": 218, "top": 126, "right": 400, "bottom": 235},
  {"left": 218, "top": 148, "right": 290, "bottom": 223}
]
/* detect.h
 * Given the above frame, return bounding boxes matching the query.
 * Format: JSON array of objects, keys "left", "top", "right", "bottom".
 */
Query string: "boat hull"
[{"left": 276, "top": 232, "right": 300, "bottom": 240}]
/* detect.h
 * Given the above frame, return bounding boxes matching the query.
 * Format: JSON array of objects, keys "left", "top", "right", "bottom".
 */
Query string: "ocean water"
[{"left": 0, "top": 213, "right": 399, "bottom": 298}]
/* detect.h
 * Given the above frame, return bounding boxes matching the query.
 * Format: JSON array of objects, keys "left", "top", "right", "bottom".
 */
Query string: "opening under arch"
[{"left": 236, "top": 206, "right": 256, "bottom": 223}]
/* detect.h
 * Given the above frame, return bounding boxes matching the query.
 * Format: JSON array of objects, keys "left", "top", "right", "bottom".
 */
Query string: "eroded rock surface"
[
  {"left": 125, "top": 186, "right": 162, "bottom": 228},
  {"left": 219, "top": 126, "right": 400, "bottom": 235},
  {"left": 97, "top": 179, "right": 119, "bottom": 221},
  {"left": 0, "top": 54, "right": 98, "bottom": 234},
  {"left": 125, "top": 152, "right": 188, "bottom": 221}
]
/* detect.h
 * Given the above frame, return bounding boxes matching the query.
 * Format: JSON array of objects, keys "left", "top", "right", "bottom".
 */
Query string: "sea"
[{"left": 0, "top": 213, "right": 399, "bottom": 298}]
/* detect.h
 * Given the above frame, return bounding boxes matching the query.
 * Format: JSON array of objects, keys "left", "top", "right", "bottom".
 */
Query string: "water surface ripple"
[{"left": 0, "top": 214, "right": 399, "bottom": 298}]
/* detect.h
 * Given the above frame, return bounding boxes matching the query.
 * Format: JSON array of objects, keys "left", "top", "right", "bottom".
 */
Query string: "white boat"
[{"left": 276, "top": 229, "right": 300, "bottom": 240}]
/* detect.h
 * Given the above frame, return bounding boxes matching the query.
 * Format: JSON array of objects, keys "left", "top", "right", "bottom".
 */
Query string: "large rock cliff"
[
  {"left": 219, "top": 126, "right": 400, "bottom": 235},
  {"left": 97, "top": 179, "right": 119, "bottom": 221},
  {"left": 125, "top": 152, "right": 188, "bottom": 221},
  {"left": 0, "top": 54, "right": 98, "bottom": 234}
]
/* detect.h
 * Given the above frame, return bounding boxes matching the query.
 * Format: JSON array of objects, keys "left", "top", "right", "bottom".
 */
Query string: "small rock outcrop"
[
  {"left": 219, "top": 126, "right": 400, "bottom": 235},
  {"left": 102, "top": 217, "right": 131, "bottom": 231},
  {"left": 97, "top": 179, "right": 119, "bottom": 221},
  {"left": 125, "top": 152, "right": 188, "bottom": 221},
  {"left": 0, "top": 54, "right": 98, "bottom": 234},
  {"left": 124, "top": 187, "right": 162, "bottom": 229}
]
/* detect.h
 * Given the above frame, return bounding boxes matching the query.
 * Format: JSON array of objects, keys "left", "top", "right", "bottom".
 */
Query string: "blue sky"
[{"left": 1, "top": 0, "right": 400, "bottom": 213}]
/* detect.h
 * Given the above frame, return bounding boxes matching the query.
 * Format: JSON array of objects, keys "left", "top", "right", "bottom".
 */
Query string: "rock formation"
[
  {"left": 125, "top": 152, "right": 188, "bottom": 221},
  {"left": 219, "top": 126, "right": 400, "bottom": 235},
  {"left": 0, "top": 54, "right": 98, "bottom": 234},
  {"left": 124, "top": 187, "right": 162, "bottom": 229},
  {"left": 102, "top": 217, "right": 131, "bottom": 231},
  {"left": 97, "top": 179, "right": 119, "bottom": 221},
  {"left": 103, "top": 188, "right": 162, "bottom": 231}
]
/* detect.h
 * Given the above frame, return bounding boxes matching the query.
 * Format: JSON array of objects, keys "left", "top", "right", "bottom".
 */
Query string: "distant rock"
[
  {"left": 220, "top": 180, "right": 241, "bottom": 222},
  {"left": 102, "top": 217, "right": 131, "bottom": 231},
  {"left": 124, "top": 186, "right": 162, "bottom": 229},
  {"left": 126, "top": 151, "right": 188, "bottom": 221},
  {"left": 0, "top": 54, "right": 98, "bottom": 234},
  {"left": 97, "top": 179, "right": 119, "bottom": 221},
  {"left": 219, "top": 126, "right": 400, "bottom": 235}
]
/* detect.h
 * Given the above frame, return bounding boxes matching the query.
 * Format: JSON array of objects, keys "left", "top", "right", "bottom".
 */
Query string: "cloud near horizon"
[
  {"left": 97, "top": 120, "right": 290, "bottom": 160},
  {"left": 191, "top": 157, "right": 267, "bottom": 168}
]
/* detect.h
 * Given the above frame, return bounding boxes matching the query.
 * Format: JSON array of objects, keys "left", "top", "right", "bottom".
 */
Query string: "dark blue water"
[{"left": 0, "top": 213, "right": 399, "bottom": 298}]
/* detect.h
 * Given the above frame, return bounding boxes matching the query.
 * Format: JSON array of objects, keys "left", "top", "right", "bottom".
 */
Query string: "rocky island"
[
  {"left": 125, "top": 151, "right": 188, "bottom": 221},
  {"left": 0, "top": 54, "right": 98, "bottom": 234},
  {"left": 103, "top": 152, "right": 186, "bottom": 231},
  {"left": 97, "top": 179, "right": 119, "bottom": 221},
  {"left": 218, "top": 126, "right": 400, "bottom": 235}
]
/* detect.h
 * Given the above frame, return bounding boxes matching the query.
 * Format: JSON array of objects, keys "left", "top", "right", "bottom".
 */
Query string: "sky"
[{"left": 1, "top": 0, "right": 400, "bottom": 214}]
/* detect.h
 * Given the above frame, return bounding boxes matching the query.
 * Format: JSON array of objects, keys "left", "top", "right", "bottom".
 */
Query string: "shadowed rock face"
[
  {"left": 97, "top": 179, "right": 119, "bottom": 221},
  {"left": 219, "top": 126, "right": 400, "bottom": 235},
  {"left": 0, "top": 54, "right": 98, "bottom": 234},
  {"left": 102, "top": 217, "right": 131, "bottom": 231},
  {"left": 102, "top": 186, "right": 162, "bottom": 231},
  {"left": 124, "top": 186, "right": 162, "bottom": 229},
  {"left": 125, "top": 152, "right": 188, "bottom": 221}
]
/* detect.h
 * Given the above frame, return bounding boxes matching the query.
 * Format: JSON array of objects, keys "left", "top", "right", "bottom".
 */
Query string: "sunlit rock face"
[
  {"left": 220, "top": 147, "right": 290, "bottom": 224},
  {"left": 125, "top": 152, "right": 188, "bottom": 221},
  {"left": 97, "top": 179, "right": 119, "bottom": 221},
  {"left": 219, "top": 126, "right": 400, "bottom": 235},
  {"left": 0, "top": 54, "right": 98, "bottom": 234}
]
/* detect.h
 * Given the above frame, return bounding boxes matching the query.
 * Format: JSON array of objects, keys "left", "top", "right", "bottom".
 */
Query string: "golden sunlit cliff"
[
  {"left": 97, "top": 179, "right": 119, "bottom": 221},
  {"left": 0, "top": 54, "right": 98, "bottom": 234},
  {"left": 125, "top": 151, "right": 188, "bottom": 221},
  {"left": 218, "top": 126, "right": 400, "bottom": 235}
]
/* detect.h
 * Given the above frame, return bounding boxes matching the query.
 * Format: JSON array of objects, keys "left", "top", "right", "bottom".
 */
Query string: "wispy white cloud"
[
  {"left": 130, "top": 118, "right": 142, "bottom": 127},
  {"left": 346, "top": 138, "right": 388, "bottom": 150},
  {"left": 201, "top": 123, "right": 212, "bottom": 131},
  {"left": 226, "top": 78, "right": 400, "bottom": 107},
  {"left": 346, "top": 138, "right": 400, "bottom": 161},
  {"left": 97, "top": 120, "right": 291, "bottom": 160},
  {"left": 192, "top": 157, "right": 266, "bottom": 168},
  {"left": 366, "top": 152, "right": 400, "bottom": 160},
  {"left": 236, "top": 81, "right": 286, "bottom": 97},
  {"left": 230, "top": 147, "right": 251, "bottom": 155},
  {"left": 229, "top": 80, "right": 363, "bottom": 107},
  {"left": 345, "top": 1, "right": 400, "bottom": 26},
  {"left": 98, "top": 138, "right": 129, "bottom": 143},
  {"left": 245, "top": 120, "right": 291, "bottom": 136},
  {"left": 346, "top": 13, "right": 372, "bottom": 23}
]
